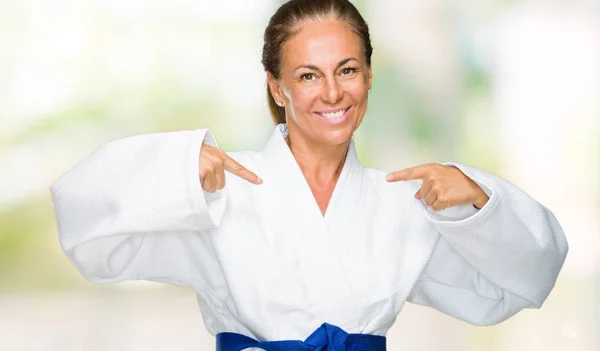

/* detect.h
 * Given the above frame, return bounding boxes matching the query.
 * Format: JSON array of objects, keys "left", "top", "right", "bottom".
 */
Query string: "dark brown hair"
[{"left": 261, "top": 0, "right": 373, "bottom": 125}]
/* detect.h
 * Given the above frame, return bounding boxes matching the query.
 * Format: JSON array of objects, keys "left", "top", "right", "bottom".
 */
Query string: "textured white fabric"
[{"left": 51, "top": 123, "right": 568, "bottom": 342}]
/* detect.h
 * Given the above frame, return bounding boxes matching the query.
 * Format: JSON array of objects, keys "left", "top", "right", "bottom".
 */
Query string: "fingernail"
[
  {"left": 385, "top": 174, "right": 393, "bottom": 181},
  {"left": 257, "top": 177, "right": 263, "bottom": 184}
]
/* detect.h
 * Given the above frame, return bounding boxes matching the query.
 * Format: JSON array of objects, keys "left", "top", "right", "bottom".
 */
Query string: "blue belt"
[{"left": 216, "top": 323, "right": 386, "bottom": 351}]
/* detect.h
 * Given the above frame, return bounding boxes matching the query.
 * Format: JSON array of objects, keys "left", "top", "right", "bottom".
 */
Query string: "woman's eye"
[
  {"left": 301, "top": 73, "right": 315, "bottom": 81},
  {"left": 341, "top": 68, "right": 356, "bottom": 76}
]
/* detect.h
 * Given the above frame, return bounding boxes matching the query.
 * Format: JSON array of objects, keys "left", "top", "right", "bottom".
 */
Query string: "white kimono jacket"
[{"left": 51, "top": 123, "right": 568, "bottom": 343}]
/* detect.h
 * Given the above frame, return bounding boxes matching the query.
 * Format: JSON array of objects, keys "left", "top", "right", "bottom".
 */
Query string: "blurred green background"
[{"left": 1, "top": 0, "right": 598, "bottom": 350}]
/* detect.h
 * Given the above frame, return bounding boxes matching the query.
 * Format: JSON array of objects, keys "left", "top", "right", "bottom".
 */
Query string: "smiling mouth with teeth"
[{"left": 317, "top": 107, "right": 349, "bottom": 119}]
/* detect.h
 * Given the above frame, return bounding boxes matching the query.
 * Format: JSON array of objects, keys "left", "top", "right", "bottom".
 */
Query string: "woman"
[{"left": 50, "top": 0, "right": 568, "bottom": 350}]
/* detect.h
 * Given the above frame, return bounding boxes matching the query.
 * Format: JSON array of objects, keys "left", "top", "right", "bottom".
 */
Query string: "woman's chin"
[
  {"left": 289, "top": 116, "right": 357, "bottom": 146},
  {"left": 319, "top": 127, "right": 354, "bottom": 146}
]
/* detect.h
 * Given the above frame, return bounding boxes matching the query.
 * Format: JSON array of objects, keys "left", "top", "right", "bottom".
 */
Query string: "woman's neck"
[{"left": 285, "top": 131, "right": 349, "bottom": 189}]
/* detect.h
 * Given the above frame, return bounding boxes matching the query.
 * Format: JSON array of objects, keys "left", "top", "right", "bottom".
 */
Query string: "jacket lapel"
[
  {"left": 260, "top": 124, "right": 364, "bottom": 224},
  {"left": 258, "top": 123, "right": 364, "bottom": 330}
]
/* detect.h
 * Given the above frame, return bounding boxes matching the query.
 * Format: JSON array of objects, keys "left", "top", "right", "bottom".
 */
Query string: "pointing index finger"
[
  {"left": 222, "top": 154, "right": 263, "bottom": 185},
  {"left": 386, "top": 164, "right": 430, "bottom": 182}
]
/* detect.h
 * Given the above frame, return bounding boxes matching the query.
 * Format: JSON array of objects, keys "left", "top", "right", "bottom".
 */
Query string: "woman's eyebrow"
[
  {"left": 337, "top": 57, "right": 358, "bottom": 67},
  {"left": 294, "top": 64, "right": 320, "bottom": 72},
  {"left": 293, "top": 57, "right": 359, "bottom": 72}
]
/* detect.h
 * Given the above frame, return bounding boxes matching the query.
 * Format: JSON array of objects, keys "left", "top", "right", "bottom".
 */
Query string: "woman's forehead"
[{"left": 282, "top": 19, "right": 364, "bottom": 69}]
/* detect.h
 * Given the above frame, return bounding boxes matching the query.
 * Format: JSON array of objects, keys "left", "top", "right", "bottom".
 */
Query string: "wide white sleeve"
[
  {"left": 50, "top": 128, "right": 226, "bottom": 288},
  {"left": 406, "top": 162, "right": 569, "bottom": 326}
]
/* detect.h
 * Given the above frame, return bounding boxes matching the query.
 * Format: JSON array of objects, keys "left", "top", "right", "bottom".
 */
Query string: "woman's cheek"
[
  {"left": 299, "top": 82, "right": 322, "bottom": 100},
  {"left": 344, "top": 79, "right": 368, "bottom": 95},
  {"left": 290, "top": 86, "right": 322, "bottom": 109}
]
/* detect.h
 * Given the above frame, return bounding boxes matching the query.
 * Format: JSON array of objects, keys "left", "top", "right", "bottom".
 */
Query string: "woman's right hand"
[{"left": 199, "top": 144, "right": 263, "bottom": 193}]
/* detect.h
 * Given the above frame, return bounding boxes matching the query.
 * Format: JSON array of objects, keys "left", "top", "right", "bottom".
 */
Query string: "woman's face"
[{"left": 268, "top": 19, "right": 372, "bottom": 147}]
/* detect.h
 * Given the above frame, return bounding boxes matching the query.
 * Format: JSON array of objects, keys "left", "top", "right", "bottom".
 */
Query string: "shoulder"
[
  {"left": 221, "top": 150, "right": 262, "bottom": 192},
  {"left": 359, "top": 166, "right": 423, "bottom": 218},
  {"left": 362, "top": 167, "right": 419, "bottom": 199},
  {"left": 225, "top": 150, "right": 260, "bottom": 167}
]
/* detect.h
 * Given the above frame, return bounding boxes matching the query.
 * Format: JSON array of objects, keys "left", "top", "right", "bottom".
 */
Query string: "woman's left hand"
[{"left": 386, "top": 163, "right": 489, "bottom": 211}]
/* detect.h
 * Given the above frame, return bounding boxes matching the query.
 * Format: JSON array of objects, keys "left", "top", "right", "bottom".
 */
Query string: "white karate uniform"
[{"left": 50, "top": 123, "right": 568, "bottom": 343}]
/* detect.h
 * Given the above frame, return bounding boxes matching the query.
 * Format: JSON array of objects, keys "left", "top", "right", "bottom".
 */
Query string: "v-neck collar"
[
  {"left": 260, "top": 123, "right": 364, "bottom": 224},
  {"left": 257, "top": 124, "right": 365, "bottom": 329}
]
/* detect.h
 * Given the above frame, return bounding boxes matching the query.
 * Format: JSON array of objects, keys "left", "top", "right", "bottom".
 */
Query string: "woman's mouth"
[{"left": 315, "top": 107, "right": 351, "bottom": 125}]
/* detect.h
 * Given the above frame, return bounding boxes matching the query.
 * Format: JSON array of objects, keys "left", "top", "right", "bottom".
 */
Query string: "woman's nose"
[{"left": 321, "top": 77, "right": 342, "bottom": 104}]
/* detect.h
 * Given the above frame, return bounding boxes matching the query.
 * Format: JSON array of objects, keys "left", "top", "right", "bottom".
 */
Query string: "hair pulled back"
[{"left": 261, "top": 0, "right": 373, "bottom": 125}]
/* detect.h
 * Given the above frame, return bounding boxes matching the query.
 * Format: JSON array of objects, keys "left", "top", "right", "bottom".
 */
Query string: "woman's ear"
[
  {"left": 367, "top": 67, "right": 373, "bottom": 90},
  {"left": 267, "top": 72, "right": 285, "bottom": 105}
]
